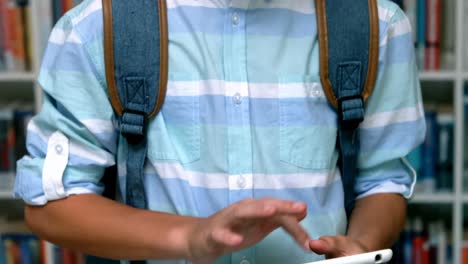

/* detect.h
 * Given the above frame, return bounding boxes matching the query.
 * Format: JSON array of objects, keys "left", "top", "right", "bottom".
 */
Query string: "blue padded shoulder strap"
[
  {"left": 315, "top": 0, "right": 379, "bottom": 109},
  {"left": 103, "top": 1, "right": 168, "bottom": 263},
  {"left": 315, "top": 0, "right": 379, "bottom": 219},
  {"left": 103, "top": 0, "right": 168, "bottom": 120}
]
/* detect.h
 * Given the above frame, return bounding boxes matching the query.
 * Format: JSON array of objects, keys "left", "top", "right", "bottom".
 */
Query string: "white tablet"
[{"left": 304, "top": 249, "right": 393, "bottom": 264}]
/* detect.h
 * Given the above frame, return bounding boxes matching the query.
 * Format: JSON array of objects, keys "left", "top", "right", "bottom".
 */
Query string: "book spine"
[
  {"left": 403, "top": 0, "right": 417, "bottom": 44},
  {"left": 425, "top": 0, "right": 441, "bottom": 70},
  {"left": 6, "top": 1, "right": 26, "bottom": 71},
  {"left": 0, "top": 0, "right": 6, "bottom": 71},
  {"left": 22, "top": 2, "right": 33, "bottom": 71},
  {"left": 436, "top": 113, "right": 454, "bottom": 192},
  {"left": 0, "top": 238, "right": 5, "bottom": 264},
  {"left": 4, "top": 239, "right": 16, "bottom": 264},
  {"left": 2, "top": 0, "right": 13, "bottom": 71},
  {"left": 62, "top": 0, "right": 74, "bottom": 13},
  {"left": 402, "top": 221, "right": 413, "bottom": 264},
  {"left": 52, "top": 0, "right": 63, "bottom": 25},
  {"left": 436, "top": 222, "right": 446, "bottom": 264},
  {"left": 416, "top": 0, "right": 426, "bottom": 69},
  {"left": 462, "top": 242, "right": 468, "bottom": 264},
  {"left": 19, "top": 238, "right": 31, "bottom": 264},
  {"left": 420, "top": 111, "right": 437, "bottom": 192},
  {"left": 465, "top": 1, "right": 468, "bottom": 69},
  {"left": 34, "top": 0, "right": 52, "bottom": 60}
]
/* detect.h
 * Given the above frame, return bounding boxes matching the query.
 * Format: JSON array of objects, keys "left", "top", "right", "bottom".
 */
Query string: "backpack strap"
[
  {"left": 315, "top": 0, "right": 379, "bottom": 218},
  {"left": 102, "top": 0, "right": 168, "bottom": 213}
]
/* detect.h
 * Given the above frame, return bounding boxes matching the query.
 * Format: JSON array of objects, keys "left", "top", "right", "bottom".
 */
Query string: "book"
[
  {"left": 439, "top": 0, "right": 455, "bottom": 69},
  {"left": 412, "top": 218, "right": 429, "bottom": 264},
  {"left": 0, "top": 0, "right": 6, "bottom": 71},
  {"left": 0, "top": 107, "right": 14, "bottom": 172},
  {"left": 22, "top": 1, "right": 33, "bottom": 72},
  {"left": 462, "top": 241, "right": 468, "bottom": 264},
  {"left": 436, "top": 112, "right": 453, "bottom": 191},
  {"left": 416, "top": 0, "right": 426, "bottom": 69},
  {"left": 52, "top": 0, "right": 63, "bottom": 25},
  {"left": 1, "top": 234, "right": 40, "bottom": 264},
  {"left": 465, "top": 2, "right": 468, "bottom": 70},
  {"left": 416, "top": 110, "right": 437, "bottom": 193},
  {"left": 403, "top": 0, "right": 417, "bottom": 45},
  {"left": 1, "top": 0, "right": 13, "bottom": 72},
  {"left": 62, "top": 0, "right": 74, "bottom": 13},
  {"left": 6, "top": 0, "right": 27, "bottom": 71},
  {"left": 32, "top": 0, "right": 52, "bottom": 60},
  {"left": 424, "top": 0, "right": 441, "bottom": 70},
  {"left": 13, "top": 107, "right": 33, "bottom": 162},
  {"left": 0, "top": 238, "right": 4, "bottom": 264}
]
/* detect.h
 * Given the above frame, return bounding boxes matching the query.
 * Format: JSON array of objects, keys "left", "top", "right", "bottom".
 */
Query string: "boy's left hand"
[{"left": 308, "top": 235, "right": 369, "bottom": 259}]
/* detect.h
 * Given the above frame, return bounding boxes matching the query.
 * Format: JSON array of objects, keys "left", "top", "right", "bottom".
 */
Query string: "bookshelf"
[
  {"left": 0, "top": 191, "right": 13, "bottom": 200},
  {"left": 411, "top": 193, "right": 455, "bottom": 204},
  {"left": 405, "top": 0, "right": 466, "bottom": 262},
  {"left": 0, "top": 0, "right": 467, "bottom": 263},
  {"left": 0, "top": 72, "right": 35, "bottom": 82},
  {"left": 419, "top": 71, "right": 458, "bottom": 81}
]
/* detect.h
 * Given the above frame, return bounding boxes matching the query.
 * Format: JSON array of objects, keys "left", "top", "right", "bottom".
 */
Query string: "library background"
[{"left": 0, "top": 0, "right": 466, "bottom": 263}]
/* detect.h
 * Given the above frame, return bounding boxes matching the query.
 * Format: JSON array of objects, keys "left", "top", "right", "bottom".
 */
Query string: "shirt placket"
[{"left": 224, "top": 1, "right": 254, "bottom": 264}]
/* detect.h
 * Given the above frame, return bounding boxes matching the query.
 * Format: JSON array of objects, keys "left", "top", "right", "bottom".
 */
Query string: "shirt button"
[
  {"left": 233, "top": 93, "right": 242, "bottom": 105},
  {"left": 240, "top": 259, "right": 250, "bottom": 264},
  {"left": 232, "top": 12, "right": 240, "bottom": 25},
  {"left": 55, "top": 144, "right": 63, "bottom": 155},
  {"left": 313, "top": 87, "right": 321, "bottom": 97},
  {"left": 237, "top": 175, "right": 246, "bottom": 189}
]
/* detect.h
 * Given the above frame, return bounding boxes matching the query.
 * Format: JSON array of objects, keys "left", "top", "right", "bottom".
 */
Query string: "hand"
[
  {"left": 186, "top": 198, "right": 310, "bottom": 264},
  {"left": 308, "top": 235, "right": 369, "bottom": 259}
]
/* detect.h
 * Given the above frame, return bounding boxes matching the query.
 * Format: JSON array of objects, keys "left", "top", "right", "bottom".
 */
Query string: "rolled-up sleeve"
[
  {"left": 14, "top": 9, "right": 116, "bottom": 205},
  {"left": 354, "top": 3, "right": 426, "bottom": 200}
]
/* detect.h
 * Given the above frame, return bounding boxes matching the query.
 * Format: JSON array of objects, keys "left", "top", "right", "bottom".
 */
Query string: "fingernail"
[
  {"left": 264, "top": 205, "right": 275, "bottom": 213},
  {"left": 303, "top": 241, "right": 310, "bottom": 251},
  {"left": 293, "top": 202, "right": 305, "bottom": 209}
]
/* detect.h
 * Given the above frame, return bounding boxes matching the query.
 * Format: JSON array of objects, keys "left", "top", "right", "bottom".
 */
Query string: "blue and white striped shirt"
[{"left": 14, "top": 0, "right": 425, "bottom": 263}]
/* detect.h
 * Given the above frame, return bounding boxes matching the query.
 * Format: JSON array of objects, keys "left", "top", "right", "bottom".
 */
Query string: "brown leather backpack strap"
[
  {"left": 103, "top": 0, "right": 122, "bottom": 115},
  {"left": 362, "top": 0, "right": 379, "bottom": 104}
]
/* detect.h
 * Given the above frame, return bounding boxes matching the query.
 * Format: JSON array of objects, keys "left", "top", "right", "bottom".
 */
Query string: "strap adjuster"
[
  {"left": 338, "top": 96, "right": 364, "bottom": 130},
  {"left": 120, "top": 109, "right": 146, "bottom": 143}
]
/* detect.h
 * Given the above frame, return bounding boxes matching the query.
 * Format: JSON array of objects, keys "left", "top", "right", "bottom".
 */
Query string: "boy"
[{"left": 15, "top": 0, "right": 425, "bottom": 263}]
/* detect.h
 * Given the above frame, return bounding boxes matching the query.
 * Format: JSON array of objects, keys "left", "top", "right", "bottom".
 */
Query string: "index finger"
[{"left": 228, "top": 198, "right": 307, "bottom": 221}]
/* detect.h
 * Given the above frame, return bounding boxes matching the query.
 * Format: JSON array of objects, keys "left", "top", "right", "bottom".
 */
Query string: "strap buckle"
[
  {"left": 120, "top": 109, "right": 147, "bottom": 144},
  {"left": 338, "top": 96, "right": 365, "bottom": 130}
]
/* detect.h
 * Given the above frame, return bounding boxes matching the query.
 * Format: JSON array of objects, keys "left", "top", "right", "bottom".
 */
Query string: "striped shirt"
[{"left": 14, "top": 0, "right": 425, "bottom": 263}]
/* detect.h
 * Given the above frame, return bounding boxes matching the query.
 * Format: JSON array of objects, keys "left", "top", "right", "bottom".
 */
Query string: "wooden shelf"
[
  {"left": 0, "top": 72, "right": 36, "bottom": 82},
  {"left": 410, "top": 192, "right": 455, "bottom": 204}
]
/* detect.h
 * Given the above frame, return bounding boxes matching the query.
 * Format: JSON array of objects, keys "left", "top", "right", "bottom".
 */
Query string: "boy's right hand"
[{"left": 186, "top": 198, "right": 310, "bottom": 264}]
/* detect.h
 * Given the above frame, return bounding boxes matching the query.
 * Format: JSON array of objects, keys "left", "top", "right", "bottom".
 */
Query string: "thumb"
[{"left": 308, "top": 237, "right": 336, "bottom": 255}]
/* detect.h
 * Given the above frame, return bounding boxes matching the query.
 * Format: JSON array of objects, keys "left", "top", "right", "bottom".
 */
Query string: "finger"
[
  {"left": 210, "top": 227, "right": 244, "bottom": 247},
  {"left": 275, "top": 215, "right": 311, "bottom": 251},
  {"left": 308, "top": 236, "right": 336, "bottom": 255},
  {"left": 262, "top": 198, "right": 307, "bottom": 215},
  {"left": 231, "top": 199, "right": 307, "bottom": 221}
]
